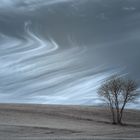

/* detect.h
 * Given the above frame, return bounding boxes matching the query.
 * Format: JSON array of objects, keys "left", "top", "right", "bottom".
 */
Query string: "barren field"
[{"left": 0, "top": 104, "right": 140, "bottom": 140}]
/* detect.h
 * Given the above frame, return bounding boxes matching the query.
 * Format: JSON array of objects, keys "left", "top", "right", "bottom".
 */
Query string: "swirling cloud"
[{"left": 0, "top": 0, "right": 140, "bottom": 108}]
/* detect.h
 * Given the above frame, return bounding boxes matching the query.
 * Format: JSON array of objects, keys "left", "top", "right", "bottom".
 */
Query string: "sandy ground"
[{"left": 0, "top": 104, "right": 140, "bottom": 139}]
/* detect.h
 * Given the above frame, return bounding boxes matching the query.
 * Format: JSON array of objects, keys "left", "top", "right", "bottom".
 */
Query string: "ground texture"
[{"left": 0, "top": 104, "right": 140, "bottom": 140}]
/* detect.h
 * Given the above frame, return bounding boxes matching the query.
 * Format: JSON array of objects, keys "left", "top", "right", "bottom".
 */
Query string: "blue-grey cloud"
[{"left": 0, "top": 0, "right": 140, "bottom": 108}]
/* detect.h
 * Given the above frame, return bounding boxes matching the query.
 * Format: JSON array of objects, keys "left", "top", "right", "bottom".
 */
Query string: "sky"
[{"left": 0, "top": 0, "right": 140, "bottom": 108}]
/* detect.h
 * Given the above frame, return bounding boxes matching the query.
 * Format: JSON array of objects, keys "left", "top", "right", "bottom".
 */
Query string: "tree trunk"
[
  {"left": 115, "top": 93, "right": 121, "bottom": 124},
  {"left": 116, "top": 108, "right": 120, "bottom": 124},
  {"left": 119, "top": 97, "right": 127, "bottom": 125},
  {"left": 119, "top": 103, "right": 126, "bottom": 125},
  {"left": 110, "top": 106, "right": 116, "bottom": 124}
]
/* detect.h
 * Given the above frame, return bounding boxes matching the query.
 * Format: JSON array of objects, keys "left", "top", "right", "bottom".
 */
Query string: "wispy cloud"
[
  {"left": 123, "top": 7, "right": 136, "bottom": 11},
  {"left": 0, "top": 0, "right": 76, "bottom": 12}
]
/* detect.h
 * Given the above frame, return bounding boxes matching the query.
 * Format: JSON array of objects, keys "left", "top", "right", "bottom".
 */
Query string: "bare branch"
[{"left": 98, "top": 75, "right": 139, "bottom": 125}]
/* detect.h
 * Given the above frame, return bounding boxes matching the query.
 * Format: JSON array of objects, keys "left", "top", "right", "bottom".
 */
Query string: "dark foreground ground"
[{"left": 0, "top": 104, "right": 140, "bottom": 140}]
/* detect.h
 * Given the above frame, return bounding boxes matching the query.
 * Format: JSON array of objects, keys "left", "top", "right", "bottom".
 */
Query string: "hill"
[{"left": 0, "top": 104, "right": 140, "bottom": 139}]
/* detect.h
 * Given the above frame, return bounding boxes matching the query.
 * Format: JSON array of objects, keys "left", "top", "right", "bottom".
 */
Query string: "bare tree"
[{"left": 98, "top": 75, "right": 139, "bottom": 125}]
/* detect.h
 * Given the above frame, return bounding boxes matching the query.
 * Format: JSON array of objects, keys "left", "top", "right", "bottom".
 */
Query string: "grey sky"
[{"left": 0, "top": 0, "right": 140, "bottom": 107}]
